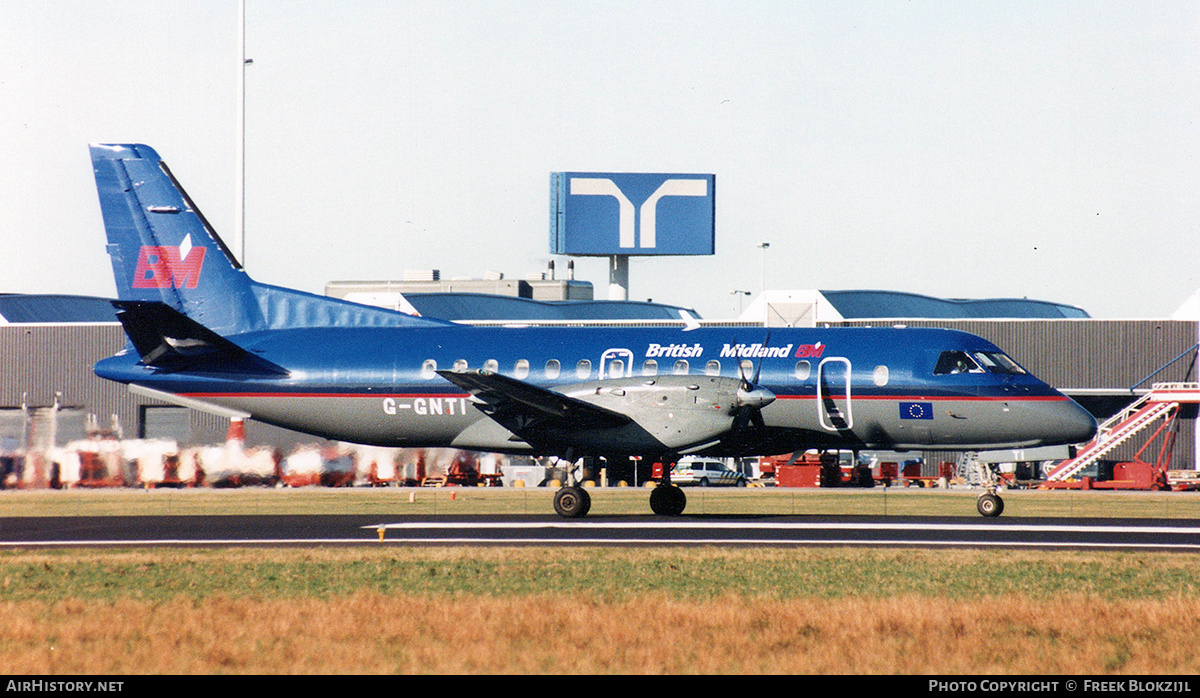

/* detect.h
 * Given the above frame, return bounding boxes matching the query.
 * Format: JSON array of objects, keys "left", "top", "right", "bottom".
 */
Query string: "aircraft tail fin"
[
  {"left": 91, "top": 143, "right": 451, "bottom": 337},
  {"left": 91, "top": 144, "right": 257, "bottom": 332}
]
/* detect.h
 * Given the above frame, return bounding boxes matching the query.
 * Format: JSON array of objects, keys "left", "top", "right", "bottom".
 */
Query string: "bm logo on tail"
[{"left": 132, "top": 234, "right": 206, "bottom": 289}]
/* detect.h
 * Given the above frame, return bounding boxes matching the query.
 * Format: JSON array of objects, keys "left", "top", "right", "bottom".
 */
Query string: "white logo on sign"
[{"left": 570, "top": 177, "right": 708, "bottom": 249}]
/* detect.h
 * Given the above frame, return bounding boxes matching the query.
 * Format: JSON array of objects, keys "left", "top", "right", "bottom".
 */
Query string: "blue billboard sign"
[{"left": 550, "top": 172, "right": 715, "bottom": 256}]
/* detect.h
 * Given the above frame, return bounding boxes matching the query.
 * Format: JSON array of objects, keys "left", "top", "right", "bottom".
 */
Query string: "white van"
[{"left": 670, "top": 457, "right": 747, "bottom": 487}]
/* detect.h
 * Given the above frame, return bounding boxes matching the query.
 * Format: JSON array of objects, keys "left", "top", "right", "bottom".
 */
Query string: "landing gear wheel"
[
  {"left": 649, "top": 485, "right": 687, "bottom": 516},
  {"left": 554, "top": 486, "right": 591, "bottom": 518},
  {"left": 977, "top": 493, "right": 1004, "bottom": 518}
]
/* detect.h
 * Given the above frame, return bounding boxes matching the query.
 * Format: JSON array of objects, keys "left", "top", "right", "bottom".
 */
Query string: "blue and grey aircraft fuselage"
[
  {"left": 88, "top": 143, "right": 1096, "bottom": 517},
  {"left": 95, "top": 325, "right": 1094, "bottom": 457}
]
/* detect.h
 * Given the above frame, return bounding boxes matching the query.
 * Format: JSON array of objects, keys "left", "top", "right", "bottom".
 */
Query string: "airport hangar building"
[{"left": 1, "top": 286, "right": 1196, "bottom": 473}]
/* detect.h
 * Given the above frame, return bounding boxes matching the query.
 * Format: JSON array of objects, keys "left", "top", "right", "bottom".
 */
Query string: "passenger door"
[{"left": 817, "top": 357, "right": 853, "bottom": 431}]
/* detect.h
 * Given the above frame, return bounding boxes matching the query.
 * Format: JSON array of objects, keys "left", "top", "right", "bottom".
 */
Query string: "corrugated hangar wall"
[
  {"left": 0, "top": 324, "right": 305, "bottom": 448},
  {"left": 0, "top": 324, "right": 130, "bottom": 419}
]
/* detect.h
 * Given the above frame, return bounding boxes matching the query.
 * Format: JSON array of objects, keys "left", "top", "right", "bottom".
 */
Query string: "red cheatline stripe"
[
  {"left": 180, "top": 392, "right": 471, "bottom": 399},
  {"left": 177, "top": 391, "right": 1067, "bottom": 402}
]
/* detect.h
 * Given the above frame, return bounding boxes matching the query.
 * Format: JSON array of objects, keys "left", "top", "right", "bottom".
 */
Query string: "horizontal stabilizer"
[{"left": 112, "top": 300, "right": 288, "bottom": 376}]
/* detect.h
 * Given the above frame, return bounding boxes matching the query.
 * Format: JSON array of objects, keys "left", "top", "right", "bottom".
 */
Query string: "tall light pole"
[
  {"left": 757, "top": 242, "right": 770, "bottom": 295},
  {"left": 730, "top": 289, "right": 750, "bottom": 315},
  {"left": 234, "top": 0, "right": 250, "bottom": 267}
]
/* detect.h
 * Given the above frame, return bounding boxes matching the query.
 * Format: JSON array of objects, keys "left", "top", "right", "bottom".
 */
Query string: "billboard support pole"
[{"left": 608, "top": 255, "right": 629, "bottom": 301}]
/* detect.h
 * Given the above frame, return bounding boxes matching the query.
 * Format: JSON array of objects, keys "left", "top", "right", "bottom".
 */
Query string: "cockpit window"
[
  {"left": 972, "top": 351, "right": 1027, "bottom": 375},
  {"left": 934, "top": 351, "right": 983, "bottom": 375},
  {"left": 935, "top": 350, "right": 1027, "bottom": 376}
]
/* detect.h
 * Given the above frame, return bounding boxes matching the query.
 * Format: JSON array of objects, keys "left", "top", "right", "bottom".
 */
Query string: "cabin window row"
[{"left": 420, "top": 358, "right": 891, "bottom": 386}]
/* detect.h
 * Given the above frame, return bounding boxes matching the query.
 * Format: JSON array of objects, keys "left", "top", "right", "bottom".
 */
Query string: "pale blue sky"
[{"left": 1, "top": 1, "right": 1197, "bottom": 318}]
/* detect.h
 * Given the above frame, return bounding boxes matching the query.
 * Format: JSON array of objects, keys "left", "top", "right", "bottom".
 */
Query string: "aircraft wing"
[
  {"left": 437, "top": 369, "right": 633, "bottom": 435},
  {"left": 439, "top": 369, "right": 759, "bottom": 457}
]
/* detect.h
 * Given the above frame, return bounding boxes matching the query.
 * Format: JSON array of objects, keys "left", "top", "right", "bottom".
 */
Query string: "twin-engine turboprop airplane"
[{"left": 89, "top": 144, "right": 1097, "bottom": 517}]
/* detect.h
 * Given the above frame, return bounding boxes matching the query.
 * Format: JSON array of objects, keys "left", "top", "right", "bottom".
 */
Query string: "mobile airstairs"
[{"left": 1040, "top": 382, "right": 1200, "bottom": 490}]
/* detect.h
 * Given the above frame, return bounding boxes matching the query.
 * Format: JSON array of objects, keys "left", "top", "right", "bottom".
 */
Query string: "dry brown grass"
[
  {"left": 4, "top": 546, "right": 1200, "bottom": 674},
  {"left": 2, "top": 592, "right": 1198, "bottom": 674}
]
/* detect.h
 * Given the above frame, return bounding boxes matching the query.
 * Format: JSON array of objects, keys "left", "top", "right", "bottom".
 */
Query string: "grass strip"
[{"left": 3, "top": 546, "right": 1200, "bottom": 602}]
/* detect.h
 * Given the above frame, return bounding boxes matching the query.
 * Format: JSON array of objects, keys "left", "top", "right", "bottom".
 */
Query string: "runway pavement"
[{"left": 3, "top": 514, "right": 1200, "bottom": 550}]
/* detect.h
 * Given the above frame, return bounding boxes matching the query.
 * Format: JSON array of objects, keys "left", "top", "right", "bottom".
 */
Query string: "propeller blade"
[
  {"left": 730, "top": 331, "right": 775, "bottom": 431},
  {"left": 752, "top": 330, "right": 771, "bottom": 385},
  {"left": 731, "top": 407, "right": 749, "bottom": 431}
]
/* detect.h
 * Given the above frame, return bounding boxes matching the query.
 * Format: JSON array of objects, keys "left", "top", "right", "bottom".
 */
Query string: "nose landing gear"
[{"left": 968, "top": 453, "right": 1005, "bottom": 517}]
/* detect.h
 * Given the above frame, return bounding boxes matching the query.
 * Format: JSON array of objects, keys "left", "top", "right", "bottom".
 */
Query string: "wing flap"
[
  {"left": 438, "top": 370, "right": 755, "bottom": 457},
  {"left": 436, "top": 369, "right": 631, "bottom": 436}
]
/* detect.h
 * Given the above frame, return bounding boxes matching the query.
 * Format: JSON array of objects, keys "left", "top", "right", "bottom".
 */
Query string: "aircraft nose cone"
[
  {"left": 1054, "top": 398, "right": 1098, "bottom": 445},
  {"left": 736, "top": 385, "right": 776, "bottom": 409}
]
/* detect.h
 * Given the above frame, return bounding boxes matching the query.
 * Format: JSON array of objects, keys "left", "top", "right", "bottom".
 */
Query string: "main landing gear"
[
  {"left": 649, "top": 484, "right": 686, "bottom": 516},
  {"left": 554, "top": 481, "right": 686, "bottom": 517},
  {"left": 649, "top": 459, "right": 686, "bottom": 516},
  {"left": 553, "top": 456, "right": 690, "bottom": 518},
  {"left": 551, "top": 456, "right": 592, "bottom": 518},
  {"left": 553, "top": 485, "right": 591, "bottom": 518}
]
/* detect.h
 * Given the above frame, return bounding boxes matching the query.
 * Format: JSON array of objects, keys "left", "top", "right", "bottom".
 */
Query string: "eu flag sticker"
[{"left": 899, "top": 402, "right": 934, "bottom": 420}]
